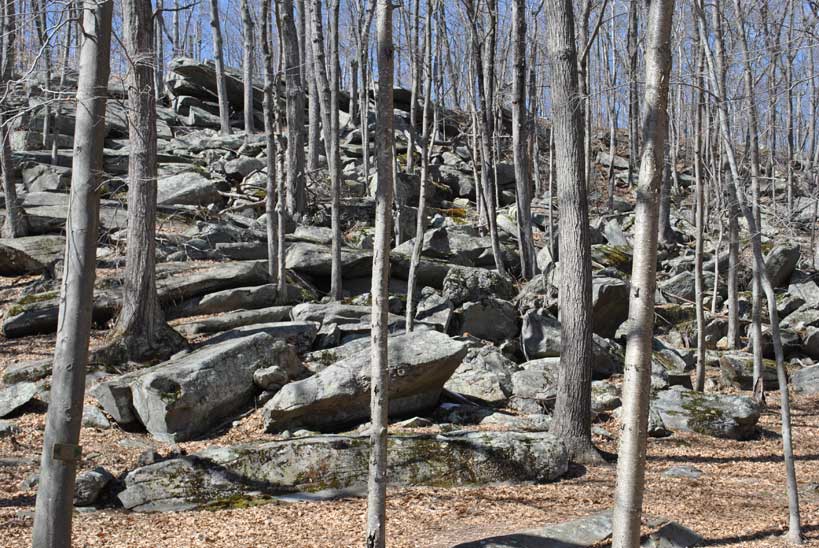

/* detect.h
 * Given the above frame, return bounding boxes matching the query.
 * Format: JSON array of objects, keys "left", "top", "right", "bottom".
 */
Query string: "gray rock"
[
  {"left": 196, "top": 284, "right": 281, "bottom": 314},
  {"left": 262, "top": 330, "right": 467, "bottom": 432},
  {"left": 521, "top": 309, "right": 561, "bottom": 360},
  {"left": 765, "top": 244, "right": 800, "bottom": 287},
  {"left": 452, "top": 510, "right": 703, "bottom": 548},
  {"left": 788, "top": 279, "right": 819, "bottom": 307},
  {"left": 250, "top": 340, "right": 307, "bottom": 389},
  {"left": 21, "top": 162, "right": 71, "bottom": 192},
  {"left": 0, "top": 382, "right": 37, "bottom": 418},
  {"left": 101, "top": 333, "right": 280, "bottom": 441},
  {"left": 74, "top": 467, "right": 114, "bottom": 506},
  {"left": 592, "top": 277, "right": 629, "bottom": 338},
  {"left": 119, "top": 430, "right": 568, "bottom": 512},
  {"left": 480, "top": 413, "right": 552, "bottom": 432},
  {"left": 414, "top": 287, "right": 454, "bottom": 331},
  {"left": 652, "top": 386, "right": 760, "bottom": 440},
  {"left": 804, "top": 327, "right": 819, "bottom": 360},
  {"left": 591, "top": 380, "right": 621, "bottom": 413},
  {"left": 199, "top": 321, "right": 319, "bottom": 354},
  {"left": 82, "top": 406, "right": 111, "bottom": 430},
  {"left": 0, "top": 235, "right": 65, "bottom": 276},
  {"left": 659, "top": 271, "right": 696, "bottom": 302},
  {"left": 663, "top": 465, "right": 703, "bottom": 480},
  {"left": 457, "top": 298, "right": 519, "bottom": 343},
  {"left": 445, "top": 343, "right": 521, "bottom": 405},
  {"left": 719, "top": 351, "right": 779, "bottom": 390},
  {"left": 224, "top": 157, "right": 264, "bottom": 179},
  {"left": 780, "top": 305, "right": 819, "bottom": 331},
  {"left": 157, "top": 171, "right": 222, "bottom": 206},
  {"left": 793, "top": 364, "right": 819, "bottom": 395},
  {"left": 442, "top": 267, "right": 516, "bottom": 307},
  {"left": 285, "top": 242, "right": 373, "bottom": 278},
  {"left": 175, "top": 306, "right": 293, "bottom": 337},
  {"left": 509, "top": 358, "right": 559, "bottom": 413}
]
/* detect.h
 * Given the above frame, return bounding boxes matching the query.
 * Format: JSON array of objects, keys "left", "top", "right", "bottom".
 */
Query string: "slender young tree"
[
  {"left": 611, "top": 2, "right": 675, "bottom": 545},
  {"left": 241, "top": 0, "right": 256, "bottom": 136},
  {"left": 1, "top": 0, "right": 28, "bottom": 238},
  {"left": 208, "top": 0, "right": 232, "bottom": 134},
  {"left": 278, "top": 0, "right": 307, "bottom": 217},
  {"left": 31, "top": 3, "right": 113, "bottom": 546},
  {"left": 262, "top": 0, "right": 280, "bottom": 288},
  {"left": 108, "top": 0, "right": 186, "bottom": 363},
  {"left": 309, "top": 0, "right": 343, "bottom": 300},
  {"left": 512, "top": 0, "right": 536, "bottom": 279},
  {"left": 693, "top": 37, "right": 706, "bottom": 392},
  {"left": 697, "top": 3, "right": 802, "bottom": 540},
  {"left": 305, "top": 0, "right": 322, "bottom": 171},
  {"left": 366, "top": 3, "right": 394, "bottom": 545},
  {"left": 544, "top": 0, "right": 600, "bottom": 464}
]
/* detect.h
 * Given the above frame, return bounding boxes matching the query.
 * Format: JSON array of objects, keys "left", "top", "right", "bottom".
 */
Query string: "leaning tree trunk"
[
  {"left": 611, "top": 1, "right": 675, "bottom": 545},
  {"left": 366, "top": 3, "right": 393, "bottom": 546},
  {"left": 697, "top": 2, "right": 802, "bottom": 541},
  {"left": 261, "top": 0, "right": 280, "bottom": 287},
  {"left": 208, "top": 0, "right": 232, "bottom": 135},
  {"left": 0, "top": 0, "right": 28, "bottom": 238},
  {"left": 544, "top": 0, "right": 600, "bottom": 464},
  {"left": 309, "top": 0, "right": 342, "bottom": 300},
  {"left": 31, "top": 3, "right": 112, "bottom": 546},
  {"left": 108, "top": 0, "right": 186, "bottom": 364},
  {"left": 512, "top": 0, "right": 536, "bottom": 279},
  {"left": 405, "top": 0, "right": 435, "bottom": 332},
  {"left": 278, "top": 0, "right": 306, "bottom": 217},
  {"left": 241, "top": 0, "right": 255, "bottom": 136}
]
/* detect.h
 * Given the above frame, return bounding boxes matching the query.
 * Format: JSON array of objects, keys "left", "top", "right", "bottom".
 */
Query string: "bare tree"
[
  {"left": 31, "top": 3, "right": 112, "bottom": 545},
  {"left": 544, "top": 0, "right": 600, "bottom": 464},
  {"left": 261, "top": 0, "right": 280, "bottom": 288},
  {"left": 512, "top": 0, "right": 536, "bottom": 279},
  {"left": 366, "top": 2, "right": 394, "bottom": 545},
  {"left": 309, "top": 0, "right": 343, "bottom": 300},
  {"left": 1, "top": 0, "right": 28, "bottom": 238},
  {"left": 697, "top": 1, "right": 803, "bottom": 541},
  {"left": 241, "top": 0, "right": 256, "bottom": 136},
  {"left": 108, "top": 0, "right": 186, "bottom": 364},
  {"left": 305, "top": 0, "right": 322, "bottom": 171},
  {"left": 278, "top": 0, "right": 307, "bottom": 217},
  {"left": 611, "top": 2, "right": 675, "bottom": 545},
  {"left": 208, "top": 0, "right": 232, "bottom": 134}
]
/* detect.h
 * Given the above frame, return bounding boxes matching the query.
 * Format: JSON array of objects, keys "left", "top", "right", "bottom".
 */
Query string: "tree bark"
[
  {"left": 697, "top": 3, "right": 802, "bottom": 541},
  {"left": 241, "top": 0, "right": 256, "bottom": 136},
  {"left": 278, "top": 0, "right": 306, "bottom": 217},
  {"left": 512, "top": 0, "right": 536, "bottom": 279},
  {"left": 108, "top": 0, "right": 186, "bottom": 364},
  {"left": 31, "top": 3, "right": 112, "bottom": 546},
  {"left": 305, "top": 1, "right": 322, "bottom": 171},
  {"left": 544, "top": 0, "right": 600, "bottom": 464},
  {"left": 611, "top": 2, "right": 675, "bottom": 545},
  {"left": 366, "top": 2, "right": 393, "bottom": 545},
  {"left": 262, "top": 0, "right": 280, "bottom": 288},
  {"left": 208, "top": 0, "right": 232, "bottom": 135},
  {"left": 693, "top": 37, "right": 706, "bottom": 392}
]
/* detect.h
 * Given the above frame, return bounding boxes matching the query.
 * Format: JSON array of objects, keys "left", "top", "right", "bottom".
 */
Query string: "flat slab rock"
[
  {"left": 651, "top": 386, "right": 760, "bottom": 440},
  {"left": 452, "top": 510, "right": 703, "bottom": 547},
  {"left": 0, "top": 235, "right": 65, "bottom": 276},
  {"left": 118, "top": 430, "right": 568, "bottom": 512}
]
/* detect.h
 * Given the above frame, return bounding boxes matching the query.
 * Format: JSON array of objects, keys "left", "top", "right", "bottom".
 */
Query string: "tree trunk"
[
  {"left": 31, "top": 3, "right": 112, "bottom": 546},
  {"left": 278, "top": 0, "right": 306, "bottom": 217},
  {"left": 626, "top": 0, "right": 639, "bottom": 187},
  {"left": 366, "top": 1, "right": 394, "bottom": 545},
  {"left": 241, "top": 0, "right": 255, "bottom": 136},
  {"left": 208, "top": 0, "right": 232, "bottom": 135},
  {"left": 309, "top": 0, "right": 342, "bottom": 300},
  {"left": 405, "top": 0, "right": 435, "bottom": 332},
  {"left": 512, "top": 0, "right": 536, "bottom": 279},
  {"left": 305, "top": 2, "right": 322, "bottom": 171},
  {"left": 544, "top": 0, "right": 600, "bottom": 464},
  {"left": 1, "top": 0, "right": 28, "bottom": 238},
  {"left": 693, "top": 37, "right": 706, "bottom": 392},
  {"left": 697, "top": 3, "right": 802, "bottom": 541},
  {"left": 261, "top": 0, "right": 280, "bottom": 288},
  {"left": 611, "top": 2, "right": 675, "bottom": 545}
]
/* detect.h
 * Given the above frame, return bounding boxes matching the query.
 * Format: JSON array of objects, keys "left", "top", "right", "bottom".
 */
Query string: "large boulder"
[
  {"left": 592, "top": 277, "right": 629, "bottom": 338},
  {"left": 262, "top": 330, "right": 467, "bottom": 432},
  {"left": 118, "top": 430, "right": 568, "bottom": 512},
  {"left": 157, "top": 171, "right": 223, "bottom": 206},
  {"left": 651, "top": 386, "right": 760, "bottom": 440},
  {"left": 175, "top": 306, "right": 293, "bottom": 337},
  {"left": 765, "top": 244, "right": 800, "bottom": 287},
  {"left": 445, "top": 342, "right": 521, "bottom": 405},
  {"left": 285, "top": 242, "right": 373, "bottom": 279},
  {"left": 0, "top": 382, "right": 38, "bottom": 418},
  {"left": 457, "top": 298, "right": 519, "bottom": 343},
  {"left": 442, "top": 267, "right": 516, "bottom": 307},
  {"left": 793, "top": 364, "right": 819, "bottom": 395},
  {"left": 97, "top": 333, "right": 281, "bottom": 441},
  {"left": 509, "top": 358, "right": 559, "bottom": 414},
  {"left": 521, "top": 309, "right": 560, "bottom": 360},
  {"left": 0, "top": 235, "right": 65, "bottom": 276}
]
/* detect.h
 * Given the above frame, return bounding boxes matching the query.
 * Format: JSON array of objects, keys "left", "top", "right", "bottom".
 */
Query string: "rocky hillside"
[{"left": 1, "top": 58, "right": 819, "bottom": 540}]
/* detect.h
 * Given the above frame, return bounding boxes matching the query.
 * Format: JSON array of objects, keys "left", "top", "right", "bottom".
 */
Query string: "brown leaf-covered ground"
[{"left": 1, "top": 387, "right": 818, "bottom": 548}]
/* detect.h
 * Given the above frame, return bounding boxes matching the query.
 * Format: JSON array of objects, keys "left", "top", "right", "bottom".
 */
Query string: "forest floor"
[{"left": 1, "top": 381, "right": 818, "bottom": 548}]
